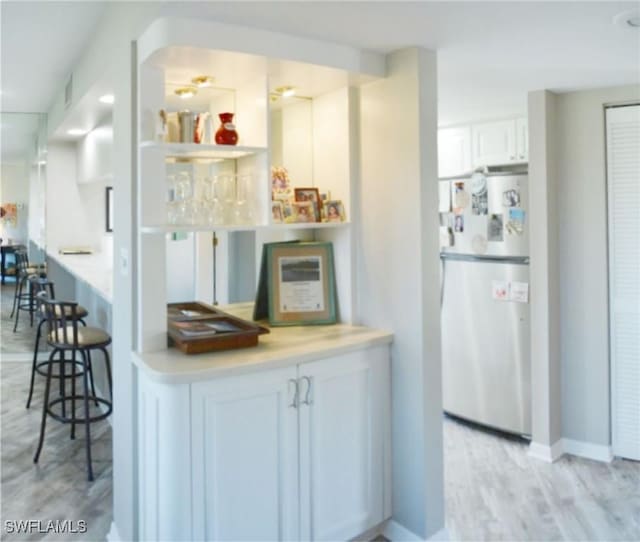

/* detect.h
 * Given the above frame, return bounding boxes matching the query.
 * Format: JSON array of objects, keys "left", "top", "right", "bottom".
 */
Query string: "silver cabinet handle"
[
  {"left": 510, "top": 155, "right": 515, "bottom": 160},
  {"left": 300, "top": 376, "right": 313, "bottom": 406},
  {"left": 288, "top": 378, "right": 299, "bottom": 408}
]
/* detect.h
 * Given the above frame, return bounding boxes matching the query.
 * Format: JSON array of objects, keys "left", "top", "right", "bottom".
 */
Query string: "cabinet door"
[
  {"left": 472, "top": 120, "right": 517, "bottom": 167},
  {"left": 191, "top": 367, "right": 299, "bottom": 541},
  {"left": 438, "top": 126, "right": 472, "bottom": 177},
  {"left": 516, "top": 117, "right": 529, "bottom": 162},
  {"left": 299, "top": 347, "right": 389, "bottom": 541}
]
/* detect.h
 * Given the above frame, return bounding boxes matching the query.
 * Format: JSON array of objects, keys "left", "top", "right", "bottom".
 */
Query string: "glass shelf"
[
  {"left": 140, "top": 222, "right": 351, "bottom": 234},
  {"left": 140, "top": 141, "right": 267, "bottom": 161}
]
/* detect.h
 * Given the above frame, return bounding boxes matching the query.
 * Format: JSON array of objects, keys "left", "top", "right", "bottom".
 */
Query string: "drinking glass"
[{"left": 233, "top": 174, "right": 254, "bottom": 225}]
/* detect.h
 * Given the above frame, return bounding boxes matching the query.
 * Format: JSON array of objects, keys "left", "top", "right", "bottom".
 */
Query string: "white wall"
[
  {"left": 359, "top": 47, "right": 444, "bottom": 539},
  {"left": 555, "top": 85, "right": 640, "bottom": 447},
  {"left": 0, "top": 161, "right": 29, "bottom": 245}
]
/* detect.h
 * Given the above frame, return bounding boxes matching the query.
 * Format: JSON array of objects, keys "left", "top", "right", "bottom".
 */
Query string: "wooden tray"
[{"left": 167, "top": 302, "right": 269, "bottom": 354}]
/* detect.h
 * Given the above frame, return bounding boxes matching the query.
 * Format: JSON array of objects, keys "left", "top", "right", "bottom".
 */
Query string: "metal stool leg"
[
  {"left": 34, "top": 349, "right": 56, "bottom": 464},
  {"left": 26, "top": 319, "right": 46, "bottom": 409},
  {"left": 13, "top": 278, "right": 25, "bottom": 332},
  {"left": 87, "top": 351, "right": 99, "bottom": 407},
  {"left": 9, "top": 274, "right": 21, "bottom": 318},
  {"left": 59, "top": 351, "right": 66, "bottom": 418},
  {"left": 101, "top": 347, "right": 113, "bottom": 402},
  {"left": 80, "top": 350, "right": 94, "bottom": 481},
  {"left": 71, "top": 351, "right": 77, "bottom": 440}
]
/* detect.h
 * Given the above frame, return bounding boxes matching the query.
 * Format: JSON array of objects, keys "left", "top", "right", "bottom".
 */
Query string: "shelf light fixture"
[
  {"left": 67, "top": 128, "right": 87, "bottom": 136},
  {"left": 175, "top": 86, "right": 198, "bottom": 99},
  {"left": 191, "top": 75, "right": 215, "bottom": 88},
  {"left": 99, "top": 94, "right": 115, "bottom": 104},
  {"left": 275, "top": 86, "right": 297, "bottom": 98}
]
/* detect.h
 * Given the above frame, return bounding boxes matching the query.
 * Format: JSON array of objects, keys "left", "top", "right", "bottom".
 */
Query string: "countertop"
[
  {"left": 132, "top": 303, "right": 393, "bottom": 384},
  {"left": 46, "top": 250, "right": 113, "bottom": 303}
]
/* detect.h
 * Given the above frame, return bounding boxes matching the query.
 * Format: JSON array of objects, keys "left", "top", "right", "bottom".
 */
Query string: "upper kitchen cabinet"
[
  {"left": 471, "top": 117, "right": 528, "bottom": 168},
  {"left": 438, "top": 126, "right": 471, "bottom": 178},
  {"left": 516, "top": 117, "right": 529, "bottom": 162},
  {"left": 76, "top": 114, "right": 113, "bottom": 183}
]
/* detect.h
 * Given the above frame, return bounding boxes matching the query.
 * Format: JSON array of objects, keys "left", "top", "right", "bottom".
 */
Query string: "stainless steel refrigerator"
[{"left": 439, "top": 170, "right": 531, "bottom": 436}]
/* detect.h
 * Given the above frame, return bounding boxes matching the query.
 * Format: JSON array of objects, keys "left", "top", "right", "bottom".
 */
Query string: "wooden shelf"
[
  {"left": 140, "top": 141, "right": 267, "bottom": 161},
  {"left": 140, "top": 222, "right": 351, "bottom": 234}
]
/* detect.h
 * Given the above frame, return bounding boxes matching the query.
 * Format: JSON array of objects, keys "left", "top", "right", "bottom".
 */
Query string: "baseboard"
[
  {"left": 383, "top": 520, "right": 449, "bottom": 541},
  {"left": 384, "top": 520, "right": 423, "bottom": 541},
  {"left": 106, "top": 521, "right": 120, "bottom": 542},
  {"left": 528, "top": 439, "right": 563, "bottom": 462},
  {"left": 427, "top": 527, "right": 450, "bottom": 541},
  {"left": 562, "top": 438, "right": 613, "bottom": 463}
]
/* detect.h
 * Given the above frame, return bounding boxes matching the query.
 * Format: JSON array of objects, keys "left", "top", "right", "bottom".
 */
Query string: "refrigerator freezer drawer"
[{"left": 441, "top": 258, "right": 531, "bottom": 435}]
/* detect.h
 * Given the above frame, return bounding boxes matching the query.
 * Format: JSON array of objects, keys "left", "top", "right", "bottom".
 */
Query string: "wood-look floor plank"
[{"left": 445, "top": 416, "right": 640, "bottom": 541}]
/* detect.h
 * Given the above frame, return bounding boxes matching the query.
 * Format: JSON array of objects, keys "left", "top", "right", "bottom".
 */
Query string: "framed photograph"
[
  {"left": 292, "top": 201, "right": 315, "bottom": 223},
  {"left": 323, "top": 200, "right": 346, "bottom": 223},
  {"left": 106, "top": 186, "right": 113, "bottom": 232},
  {"left": 294, "top": 187, "right": 321, "bottom": 221},
  {"left": 266, "top": 242, "right": 336, "bottom": 326},
  {"left": 271, "top": 201, "right": 284, "bottom": 224}
]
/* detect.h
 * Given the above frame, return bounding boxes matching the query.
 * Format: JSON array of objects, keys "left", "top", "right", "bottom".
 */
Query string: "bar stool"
[
  {"left": 11, "top": 248, "right": 46, "bottom": 331},
  {"left": 26, "top": 277, "right": 92, "bottom": 410},
  {"left": 33, "top": 296, "right": 113, "bottom": 481}
]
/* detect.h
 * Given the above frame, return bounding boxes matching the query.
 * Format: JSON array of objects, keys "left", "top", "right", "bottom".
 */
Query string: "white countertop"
[
  {"left": 47, "top": 250, "right": 113, "bottom": 303},
  {"left": 133, "top": 303, "right": 393, "bottom": 384}
]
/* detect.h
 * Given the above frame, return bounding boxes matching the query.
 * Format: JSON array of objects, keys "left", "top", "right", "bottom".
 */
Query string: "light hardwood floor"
[{"left": 444, "top": 416, "right": 640, "bottom": 541}]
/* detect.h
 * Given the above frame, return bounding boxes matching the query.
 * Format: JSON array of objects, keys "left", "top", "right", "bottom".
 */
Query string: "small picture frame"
[
  {"left": 271, "top": 201, "right": 284, "bottom": 224},
  {"left": 323, "top": 200, "right": 346, "bottom": 223},
  {"left": 282, "top": 201, "right": 295, "bottom": 223},
  {"left": 292, "top": 201, "right": 315, "bottom": 223},
  {"left": 294, "top": 187, "right": 321, "bottom": 222}
]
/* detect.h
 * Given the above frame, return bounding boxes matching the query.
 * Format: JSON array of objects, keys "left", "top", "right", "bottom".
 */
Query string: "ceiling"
[
  {"left": 0, "top": 1, "right": 108, "bottom": 113},
  {"left": 0, "top": 112, "right": 42, "bottom": 162},
  {"left": 1, "top": 1, "right": 638, "bottom": 127}
]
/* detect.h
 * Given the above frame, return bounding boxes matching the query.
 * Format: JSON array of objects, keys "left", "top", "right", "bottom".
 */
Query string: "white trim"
[
  {"left": 106, "top": 521, "right": 120, "bottom": 542},
  {"left": 528, "top": 439, "right": 563, "bottom": 462},
  {"left": 384, "top": 520, "right": 424, "bottom": 541},
  {"left": 562, "top": 438, "right": 613, "bottom": 463},
  {"left": 382, "top": 519, "right": 449, "bottom": 542},
  {"left": 427, "top": 527, "right": 450, "bottom": 541}
]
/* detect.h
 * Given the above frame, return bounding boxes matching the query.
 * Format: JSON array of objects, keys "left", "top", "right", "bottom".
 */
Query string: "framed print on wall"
[{"left": 266, "top": 242, "right": 337, "bottom": 326}]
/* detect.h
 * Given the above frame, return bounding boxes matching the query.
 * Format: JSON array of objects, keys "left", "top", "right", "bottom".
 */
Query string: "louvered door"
[{"left": 607, "top": 104, "right": 640, "bottom": 461}]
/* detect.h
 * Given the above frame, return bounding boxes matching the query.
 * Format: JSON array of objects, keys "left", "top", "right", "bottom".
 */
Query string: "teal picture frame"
[{"left": 265, "top": 242, "right": 337, "bottom": 326}]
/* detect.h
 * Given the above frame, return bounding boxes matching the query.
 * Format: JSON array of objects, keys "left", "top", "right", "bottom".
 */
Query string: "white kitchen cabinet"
[
  {"left": 470, "top": 118, "right": 529, "bottom": 168},
  {"left": 471, "top": 119, "right": 517, "bottom": 167},
  {"left": 181, "top": 345, "right": 390, "bottom": 542},
  {"left": 438, "top": 126, "right": 472, "bottom": 178},
  {"left": 76, "top": 115, "right": 113, "bottom": 183},
  {"left": 299, "top": 348, "right": 388, "bottom": 541},
  {"left": 191, "top": 366, "right": 300, "bottom": 541},
  {"left": 516, "top": 117, "right": 529, "bottom": 162}
]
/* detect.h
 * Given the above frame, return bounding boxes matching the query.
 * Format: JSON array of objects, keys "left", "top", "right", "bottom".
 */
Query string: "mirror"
[{"left": 1, "top": 112, "right": 47, "bottom": 359}]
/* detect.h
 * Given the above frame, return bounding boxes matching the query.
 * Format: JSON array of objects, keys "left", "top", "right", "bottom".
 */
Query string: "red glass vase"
[{"left": 215, "top": 112, "right": 238, "bottom": 145}]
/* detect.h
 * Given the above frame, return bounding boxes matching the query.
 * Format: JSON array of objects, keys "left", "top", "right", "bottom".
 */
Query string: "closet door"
[{"left": 607, "top": 104, "right": 640, "bottom": 461}]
